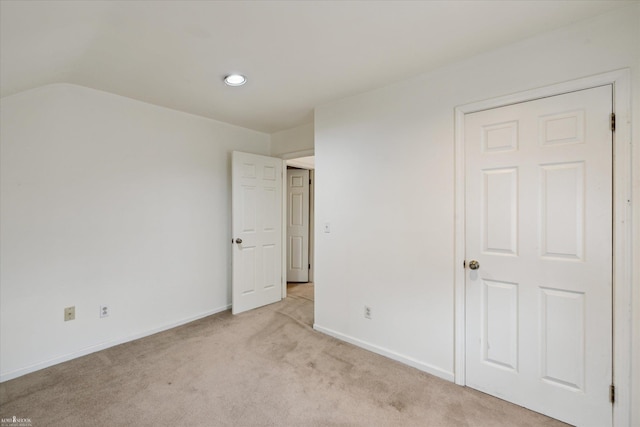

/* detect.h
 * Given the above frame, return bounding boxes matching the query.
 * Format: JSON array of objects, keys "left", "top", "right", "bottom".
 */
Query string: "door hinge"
[
  {"left": 609, "top": 384, "right": 615, "bottom": 403},
  {"left": 309, "top": 178, "right": 312, "bottom": 185},
  {"left": 610, "top": 113, "right": 616, "bottom": 132}
]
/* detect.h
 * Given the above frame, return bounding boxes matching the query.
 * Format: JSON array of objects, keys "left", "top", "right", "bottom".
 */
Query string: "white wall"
[
  {"left": 314, "top": 3, "right": 640, "bottom": 421},
  {"left": 271, "top": 122, "right": 314, "bottom": 158},
  {"left": 0, "top": 84, "right": 270, "bottom": 380}
]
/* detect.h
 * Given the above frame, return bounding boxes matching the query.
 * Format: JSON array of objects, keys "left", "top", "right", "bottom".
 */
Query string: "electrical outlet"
[
  {"left": 64, "top": 306, "right": 75, "bottom": 321},
  {"left": 100, "top": 305, "right": 109, "bottom": 318},
  {"left": 364, "top": 305, "right": 372, "bottom": 319}
]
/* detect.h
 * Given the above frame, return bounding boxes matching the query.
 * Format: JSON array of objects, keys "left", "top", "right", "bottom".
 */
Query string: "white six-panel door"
[
  {"left": 464, "top": 86, "right": 612, "bottom": 426},
  {"left": 232, "top": 151, "right": 283, "bottom": 315},
  {"left": 287, "top": 169, "right": 310, "bottom": 282}
]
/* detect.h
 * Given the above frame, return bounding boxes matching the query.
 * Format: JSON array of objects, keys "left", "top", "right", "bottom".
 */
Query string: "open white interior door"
[
  {"left": 232, "top": 151, "right": 283, "bottom": 315},
  {"left": 287, "top": 168, "right": 310, "bottom": 282}
]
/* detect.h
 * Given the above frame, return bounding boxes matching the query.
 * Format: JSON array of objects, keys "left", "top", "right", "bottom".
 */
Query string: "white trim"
[
  {"left": 453, "top": 69, "right": 632, "bottom": 427},
  {"left": 308, "top": 170, "right": 315, "bottom": 283},
  {"left": 0, "top": 304, "right": 231, "bottom": 383},
  {"left": 280, "top": 152, "right": 314, "bottom": 292},
  {"left": 282, "top": 159, "right": 288, "bottom": 298},
  {"left": 278, "top": 149, "right": 315, "bottom": 160},
  {"left": 611, "top": 69, "right": 633, "bottom": 427},
  {"left": 313, "top": 323, "right": 454, "bottom": 382}
]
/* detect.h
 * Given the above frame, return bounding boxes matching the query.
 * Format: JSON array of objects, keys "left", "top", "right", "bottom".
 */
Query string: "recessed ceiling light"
[{"left": 224, "top": 74, "right": 247, "bottom": 86}]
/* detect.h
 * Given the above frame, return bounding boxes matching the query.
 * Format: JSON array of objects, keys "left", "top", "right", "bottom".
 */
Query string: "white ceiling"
[{"left": 0, "top": 1, "right": 635, "bottom": 133}]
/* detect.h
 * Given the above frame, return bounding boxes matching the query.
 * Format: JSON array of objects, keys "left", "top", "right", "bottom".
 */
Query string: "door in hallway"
[
  {"left": 287, "top": 168, "right": 310, "bottom": 282},
  {"left": 464, "top": 86, "right": 613, "bottom": 426}
]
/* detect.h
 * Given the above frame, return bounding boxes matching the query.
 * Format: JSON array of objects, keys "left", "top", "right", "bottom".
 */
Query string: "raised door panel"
[
  {"left": 482, "top": 279, "right": 519, "bottom": 371},
  {"left": 540, "top": 287, "right": 585, "bottom": 391},
  {"left": 538, "top": 110, "right": 585, "bottom": 146},
  {"left": 482, "top": 168, "right": 518, "bottom": 256},
  {"left": 482, "top": 121, "right": 518, "bottom": 153},
  {"left": 540, "top": 163, "right": 585, "bottom": 260}
]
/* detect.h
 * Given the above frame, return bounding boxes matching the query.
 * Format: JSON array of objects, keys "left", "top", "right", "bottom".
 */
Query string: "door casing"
[
  {"left": 278, "top": 149, "right": 315, "bottom": 299},
  {"left": 453, "top": 69, "right": 632, "bottom": 426}
]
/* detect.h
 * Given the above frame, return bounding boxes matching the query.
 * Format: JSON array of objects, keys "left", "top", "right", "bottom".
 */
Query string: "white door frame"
[
  {"left": 453, "top": 69, "right": 632, "bottom": 426},
  {"left": 279, "top": 149, "right": 315, "bottom": 299}
]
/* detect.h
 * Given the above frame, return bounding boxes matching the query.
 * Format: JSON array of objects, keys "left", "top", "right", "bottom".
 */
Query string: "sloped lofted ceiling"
[{"left": 0, "top": 1, "right": 635, "bottom": 133}]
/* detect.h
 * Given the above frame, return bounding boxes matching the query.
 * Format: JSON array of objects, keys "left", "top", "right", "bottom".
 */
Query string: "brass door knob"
[
  {"left": 235, "top": 238, "right": 243, "bottom": 244},
  {"left": 469, "top": 260, "right": 480, "bottom": 270}
]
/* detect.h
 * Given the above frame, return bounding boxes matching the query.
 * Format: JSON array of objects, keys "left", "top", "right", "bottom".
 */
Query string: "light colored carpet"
[{"left": 0, "top": 284, "right": 568, "bottom": 426}]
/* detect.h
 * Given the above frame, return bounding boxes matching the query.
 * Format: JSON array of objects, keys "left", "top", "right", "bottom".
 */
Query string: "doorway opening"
[{"left": 285, "top": 156, "right": 315, "bottom": 297}]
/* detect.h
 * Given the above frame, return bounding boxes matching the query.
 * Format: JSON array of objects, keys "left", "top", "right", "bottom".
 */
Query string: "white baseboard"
[
  {"left": 0, "top": 304, "right": 231, "bottom": 383},
  {"left": 313, "top": 323, "right": 455, "bottom": 382}
]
